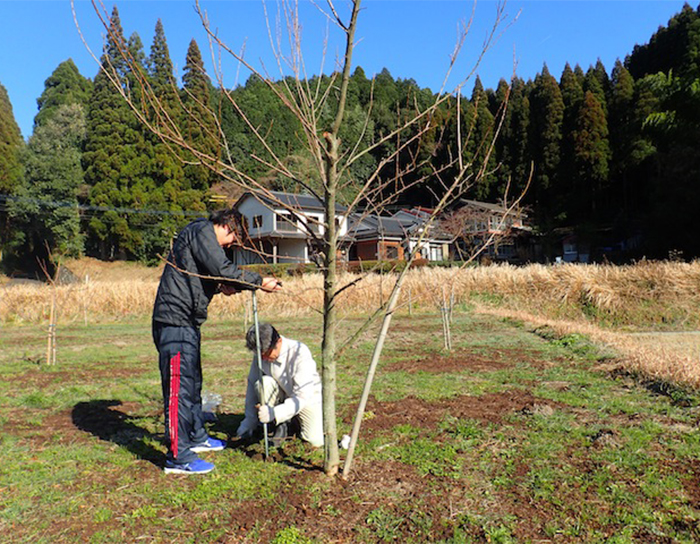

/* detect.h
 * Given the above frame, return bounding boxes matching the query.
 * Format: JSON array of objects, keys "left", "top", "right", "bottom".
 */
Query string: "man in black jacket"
[{"left": 153, "top": 208, "right": 281, "bottom": 474}]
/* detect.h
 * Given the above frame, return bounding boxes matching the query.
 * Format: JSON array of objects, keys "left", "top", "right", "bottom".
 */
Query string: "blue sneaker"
[
  {"left": 191, "top": 436, "right": 226, "bottom": 453},
  {"left": 164, "top": 458, "right": 215, "bottom": 475}
]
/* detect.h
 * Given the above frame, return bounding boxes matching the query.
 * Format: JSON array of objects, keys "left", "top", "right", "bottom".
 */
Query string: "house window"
[
  {"left": 430, "top": 245, "right": 443, "bottom": 261},
  {"left": 385, "top": 245, "right": 399, "bottom": 260},
  {"left": 252, "top": 215, "right": 263, "bottom": 229},
  {"left": 276, "top": 213, "right": 297, "bottom": 232},
  {"left": 306, "top": 216, "right": 321, "bottom": 234}
]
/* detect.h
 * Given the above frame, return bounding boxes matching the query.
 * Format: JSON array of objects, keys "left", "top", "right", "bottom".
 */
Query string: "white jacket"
[{"left": 237, "top": 336, "right": 322, "bottom": 434}]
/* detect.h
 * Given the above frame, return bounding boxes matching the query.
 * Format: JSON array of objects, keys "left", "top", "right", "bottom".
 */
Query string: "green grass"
[{"left": 2, "top": 311, "right": 700, "bottom": 542}]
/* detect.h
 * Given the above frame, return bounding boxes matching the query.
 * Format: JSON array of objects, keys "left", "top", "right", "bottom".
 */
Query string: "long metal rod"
[{"left": 251, "top": 290, "right": 269, "bottom": 460}]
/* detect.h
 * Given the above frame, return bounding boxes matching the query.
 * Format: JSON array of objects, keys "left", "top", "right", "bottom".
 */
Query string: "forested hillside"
[{"left": 1, "top": 3, "right": 700, "bottom": 267}]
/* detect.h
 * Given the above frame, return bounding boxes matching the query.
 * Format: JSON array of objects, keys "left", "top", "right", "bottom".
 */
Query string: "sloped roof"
[
  {"left": 348, "top": 211, "right": 453, "bottom": 242},
  {"left": 236, "top": 190, "right": 348, "bottom": 213},
  {"left": 349, "top": 214, "right": 416, "bottom": 238},
  {"left": 459, "top": 198, "right": 528, "bottom": 217},
  {"left": 392, "top": 208, "right": 433, "bottom": 222},
  {"left": 459, "top": 199, "right": 508, "bottom": 213}
]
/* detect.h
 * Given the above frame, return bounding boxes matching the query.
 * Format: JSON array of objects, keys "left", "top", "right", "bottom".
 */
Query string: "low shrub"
[
  {"left": 344, "top": 258, "right": 430, "bottom": 274},
  {"left": 240, "top": 262, "right": 320, "bottom": 277},
  {"left": 242, "top": 259, "right": 469, "bottom": 276}
]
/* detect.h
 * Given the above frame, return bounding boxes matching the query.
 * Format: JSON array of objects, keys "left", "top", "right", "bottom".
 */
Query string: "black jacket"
[{"left": 152, "top": 218, "right": 262, "bottom": 327}]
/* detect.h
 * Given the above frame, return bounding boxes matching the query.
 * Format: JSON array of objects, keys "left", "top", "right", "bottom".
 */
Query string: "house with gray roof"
[
  {"left": 231, "top": 190, "right": 456, "bottom": 265},
  {"left": 446, "top": 199, "right": 532, "bottom": 262},
  {"left": 347, "top": 208, "right": 453, "bottom": 262},
  {"left": 232, "top": 190, "right": 350, "bottom": 264}
]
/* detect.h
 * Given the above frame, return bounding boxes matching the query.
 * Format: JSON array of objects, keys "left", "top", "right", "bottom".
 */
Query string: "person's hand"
[
  {"left": 261, "top": 277, "right": 283, "bottom": 292},
  {"left": 257, "top": 404, "right": 275, "bottom": 424},
  {"left": 219, "top": 284, "right": 239, "bottom": 296}
]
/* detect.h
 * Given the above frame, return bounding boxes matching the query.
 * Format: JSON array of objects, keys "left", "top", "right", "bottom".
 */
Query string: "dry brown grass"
[
  {"left": 449, "top": 260, "right": 700, "bottom": 329},
  {"left": 63, "top": 256, "right": 165, "bottom": 283},
  {"left": 3, "top": 259, "right": 700, "bottom": 326},
  {"left": 3, "top": 259, "right": 700, "bottom": 388},
  {"left": 477, "top": 305, "right": 700, "bottom": 390}
]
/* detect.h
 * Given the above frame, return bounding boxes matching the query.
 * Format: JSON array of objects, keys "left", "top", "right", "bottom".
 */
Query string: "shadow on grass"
[
  {"left": 208, "top": 412, "right": 245, "bottom": 439},
  {"left": 643, "top": 380, "right": 695, "bottom": 407},
  {"left": 71, "top": 400, "right": 165, "bottom": 467},
  {"left": 214, "top": 415, "right": 324, "bottom": 472}
]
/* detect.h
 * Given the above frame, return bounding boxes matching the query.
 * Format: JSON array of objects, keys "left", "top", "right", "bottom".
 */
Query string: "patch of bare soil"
[
  {"left": 680, "top": 459, "right": 700, "bottom": 509},
  {"left": 343, "top": 390, "right": 567, "bottom": 437},
  {"left": 387, "top": 352, "right": 509, "bottom": 373},
  {"left": 250, "top": 458, "right": 460, "bottom": 543},
  {"left": 238, "top": 389, "right": 579, "bottom": 543},
  {"left": 3, "top": 366, "right": 148, "bottom": 390},
  {"left": 386, "top": 347, "right": 551, "bottom": 374}
]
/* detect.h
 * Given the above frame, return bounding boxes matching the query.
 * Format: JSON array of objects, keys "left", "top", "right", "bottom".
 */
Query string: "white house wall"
[
  {"left": 408, "top": 238, "right": 447, "bottom": 261},
  {"left": 238, "top": 196, "right": 276, "bottom": 237},
  {"left": 238, "top": 193, "right": 349, "bottom": 238},
  {"left": 276, "top": 239, "right": 307, "bottom": 263},
  {"left": 335, "top": 214, "right": 347, "bottom": 236},
  {"left": 303, "top": 213, "right": 324, "bottom": 236},
  {"left": 235, "top": 193, "right": 354, "bottom": 265}
]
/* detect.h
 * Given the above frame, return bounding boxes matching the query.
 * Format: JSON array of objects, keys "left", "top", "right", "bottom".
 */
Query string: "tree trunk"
[
  {"left": 322, "top": 133, "right": 340, "bottom": 475},
  {"left": 320, "top": 0, "right": 361, "bottom": 476}
]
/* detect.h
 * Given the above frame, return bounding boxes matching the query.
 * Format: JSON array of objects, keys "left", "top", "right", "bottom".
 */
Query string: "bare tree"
[
  {"left": 420, "top": 180, "right": 532, "bottom": 353},
  {"left": 442, "top": 197, "right": 531, "bottom": 263},
  {"left": 36, "top": 248, "right": 60, "bottom": 366},
  {"left": 74, "top": 0, "right": 519, "bottom": 476}
]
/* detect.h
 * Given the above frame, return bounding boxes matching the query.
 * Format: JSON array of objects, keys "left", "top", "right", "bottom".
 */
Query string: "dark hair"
[
  {"left": 210, "top": 208, "right": 248, "bottom": 242},
  {"left": 246, "top": 323, "right": 280, "bottom": 353}
]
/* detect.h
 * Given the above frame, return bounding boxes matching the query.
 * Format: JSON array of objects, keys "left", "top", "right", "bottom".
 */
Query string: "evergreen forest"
[{"left": 2, "top": 4, "right": 700, "bottom": 269}]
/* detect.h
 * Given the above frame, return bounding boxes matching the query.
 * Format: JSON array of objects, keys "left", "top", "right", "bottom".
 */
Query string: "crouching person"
[{"left": 236, "top": 323, "right": 323, "bottom": 448}]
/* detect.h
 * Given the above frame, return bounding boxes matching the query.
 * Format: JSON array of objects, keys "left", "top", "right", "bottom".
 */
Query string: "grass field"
[{"left": 2, "top": 308, "right": 700, "bottom": 543}]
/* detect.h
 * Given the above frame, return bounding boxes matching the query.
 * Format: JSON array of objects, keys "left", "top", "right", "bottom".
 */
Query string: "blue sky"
[{"left": 0, "top": 0, "right": 691, "bottom": 140}]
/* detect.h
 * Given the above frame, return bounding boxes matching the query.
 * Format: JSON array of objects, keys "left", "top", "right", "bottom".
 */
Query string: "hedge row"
[{"left": 240, "top": 259, "right": 471, "bottom": 277}]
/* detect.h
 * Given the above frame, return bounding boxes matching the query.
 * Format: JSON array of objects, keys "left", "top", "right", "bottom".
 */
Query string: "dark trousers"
[{"left": 153, "top": 323, "right": 207, "bottom": 464}]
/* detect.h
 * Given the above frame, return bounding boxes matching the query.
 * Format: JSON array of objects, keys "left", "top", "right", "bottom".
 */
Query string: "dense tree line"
[
  {"left": 1, "top": 8, "right": 216, "bottom": 267},
  {"left": 2, "top": 3, "right": 700, "bottom": 268}
]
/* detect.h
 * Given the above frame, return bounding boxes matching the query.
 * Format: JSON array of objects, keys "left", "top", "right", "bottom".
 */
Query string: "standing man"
[
  {"left": 153, "top": 208, "right": 281, "bottom": 474},
  {"left": 236, "top": 323, "right": 323, "bottom": 448}
]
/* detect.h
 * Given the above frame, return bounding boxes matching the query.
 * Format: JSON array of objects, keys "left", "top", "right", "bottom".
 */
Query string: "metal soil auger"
[{"left": 251, "top": 290, "right": 270, "bottom": 460}]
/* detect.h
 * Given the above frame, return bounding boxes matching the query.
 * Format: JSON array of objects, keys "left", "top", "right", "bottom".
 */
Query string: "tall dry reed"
[{"left": 3, "top": 261, "right": 700, "bottom": 328}]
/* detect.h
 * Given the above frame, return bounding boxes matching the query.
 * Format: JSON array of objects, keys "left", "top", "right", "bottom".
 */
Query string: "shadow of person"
[
  {"left": 71, "top": 400, "right": 165, "bottom": 467},
  {"left": 210, "top": 412, "right": 269, "bottom": 457},
  {"left": 206, "top": 411, "right": 245, "bottom": 440},
  {"left": 214, "top": 415, "right": 324, "bottom": 471}
]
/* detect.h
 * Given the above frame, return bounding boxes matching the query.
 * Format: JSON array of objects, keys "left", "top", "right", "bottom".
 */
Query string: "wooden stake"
[
  {"left": 83, "top": 275, "right": 89, "bottom": 326},
  {"left": 47, "top": 288, "right": 57, "bottom": 366}
]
